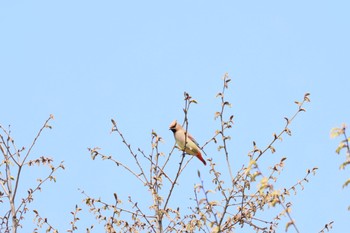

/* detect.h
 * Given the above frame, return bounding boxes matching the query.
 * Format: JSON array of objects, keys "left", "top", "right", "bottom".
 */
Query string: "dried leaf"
[
  {"left": 339, "top": 160, "right": 350, "bottom": 170},
  {"left": 214, "top": 112, "right": 221, "bottom": 120},
  {"left": 285, "top": 221, "right": 294, "bottom": 232},
  {"left": 330, "top": 127, "right": 344, "bottom": 138},
  {"left": 285, "top": 128, "right": 292, "bottom": 136},
  {"left": 304, "top": 93, "right": 311, "bottom": 102},
  {"left": 273, "top": 133, "right": 278, "bottom": 140},
  {"left": 284, "top": 117, "right": 289, "bottom": 124},
  {"left": 216, "top": 92, "right": 223, "bottom": 98}
]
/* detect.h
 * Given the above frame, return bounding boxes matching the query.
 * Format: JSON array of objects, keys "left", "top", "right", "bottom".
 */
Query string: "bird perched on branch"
[{"left": 169, "top": 120, "right": 206, "bottom": 165}]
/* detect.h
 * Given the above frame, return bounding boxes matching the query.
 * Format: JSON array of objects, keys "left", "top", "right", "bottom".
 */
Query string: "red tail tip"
[{"left": 197, "top": 152, "right": 206, "bottom": 166}]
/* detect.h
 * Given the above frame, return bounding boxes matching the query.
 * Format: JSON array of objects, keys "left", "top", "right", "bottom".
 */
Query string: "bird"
[{"left": 169, "top": 120, "right": 206, "bottom": 165}]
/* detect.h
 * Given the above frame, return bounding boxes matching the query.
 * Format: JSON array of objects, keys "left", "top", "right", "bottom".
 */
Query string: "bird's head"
[{"left": 169, "top": 120, "right": 178, "bottom": 133}]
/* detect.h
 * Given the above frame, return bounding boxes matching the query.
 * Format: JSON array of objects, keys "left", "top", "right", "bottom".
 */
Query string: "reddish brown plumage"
[{"left": 196, "top": 151, "right": 206, "bottom": 165}]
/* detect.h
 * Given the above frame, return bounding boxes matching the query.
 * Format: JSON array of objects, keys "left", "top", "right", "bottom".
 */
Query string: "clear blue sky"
[{"left": 1, "top": 1, "right": 350, "bottom": 232}]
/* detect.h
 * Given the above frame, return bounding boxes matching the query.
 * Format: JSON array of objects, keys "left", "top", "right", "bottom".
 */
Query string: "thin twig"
[
  {"left": 255, "top": 94, "right": 310, "bottom": 162},
  {"left": 163, "top": 92, "right": 192, "bottom": 212},
  {"left": 89, "top": 148, "right": 146, "bottom": 185},
  {"left": 111, "top": 119, "right": 149, "bottom": 186},
  {"left": 218, "top": 73, "right": 234, "bottom": 182},
  {"left": 129, "top": 196, "right": 157, "bottom": 233},
  {"left": 278, "top": 197, "right": 300, "bottom": 233},
  {"left": 13, "top": 115, "right": 53, "bottom": 202}
]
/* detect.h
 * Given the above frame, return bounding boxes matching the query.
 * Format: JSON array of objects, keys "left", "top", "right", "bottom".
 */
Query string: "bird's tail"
[{"left": 197, "top": 152, "right": 207, "bottom": 166}]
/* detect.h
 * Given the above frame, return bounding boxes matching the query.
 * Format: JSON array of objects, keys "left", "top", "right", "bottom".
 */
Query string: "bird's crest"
[{"left": 169, "top": 120, "right": 177, "bottom": 130}]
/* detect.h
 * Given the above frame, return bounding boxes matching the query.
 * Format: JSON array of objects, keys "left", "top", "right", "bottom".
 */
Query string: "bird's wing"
[
  {"left": 187, "top": 133, "right": 200, "bottom": 148},
  {"left": 188, "top": 133, "right": 208, "bottom": 157}
]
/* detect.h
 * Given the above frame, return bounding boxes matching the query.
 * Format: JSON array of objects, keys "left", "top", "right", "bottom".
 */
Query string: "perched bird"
[{"left": 169, "top": 120, "right": 206, "bottom": 165}]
